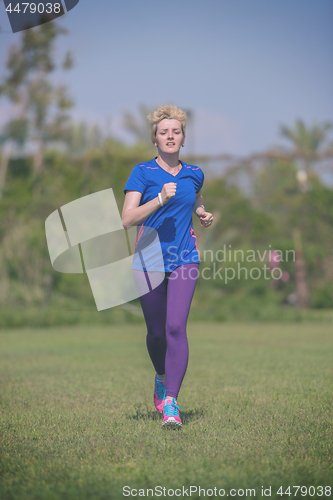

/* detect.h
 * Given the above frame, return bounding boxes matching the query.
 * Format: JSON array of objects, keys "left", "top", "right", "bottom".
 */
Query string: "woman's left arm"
[{"left": 193, "top": 190, "right": 214, "bottom": 228}]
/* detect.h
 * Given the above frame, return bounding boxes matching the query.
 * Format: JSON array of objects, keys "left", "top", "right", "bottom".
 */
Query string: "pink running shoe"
[
  {"left": 154, "top": 374, "right": 166, "bottom": 413},
  {"left": 162, "top": 398, "right": 182, "bottom": 428}
]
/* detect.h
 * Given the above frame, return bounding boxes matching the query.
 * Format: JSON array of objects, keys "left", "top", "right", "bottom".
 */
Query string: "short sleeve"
[
  {"left": 195, "top": 169, "right": 204, "bottom": 193},
  {"left": 124, "top": 164, "right": 146, "bottom": 195}
]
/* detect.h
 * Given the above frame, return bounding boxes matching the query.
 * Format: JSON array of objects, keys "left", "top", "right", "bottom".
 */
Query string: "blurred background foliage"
[{"left": 1, "top": 23, "right": 333, "bottom": 327}]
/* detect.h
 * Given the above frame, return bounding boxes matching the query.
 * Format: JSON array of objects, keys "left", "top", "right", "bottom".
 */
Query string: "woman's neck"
[{"left": 156, "top": 153, "right": 181, "bottom": 172}]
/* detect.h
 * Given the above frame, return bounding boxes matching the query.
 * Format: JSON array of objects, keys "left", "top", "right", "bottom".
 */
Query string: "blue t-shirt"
[{"left": 124, "top": 158, "right": 204, "bottom": 272}]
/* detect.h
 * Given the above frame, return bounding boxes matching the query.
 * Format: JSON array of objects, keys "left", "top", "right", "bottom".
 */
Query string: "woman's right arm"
[{"left": 121, "top": 183, "right": 177, "bottom": 229}]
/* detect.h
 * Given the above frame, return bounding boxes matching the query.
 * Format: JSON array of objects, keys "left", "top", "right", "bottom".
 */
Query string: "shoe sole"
[{"left": 162, "top": 420, "right": 182, "bottom": 429}]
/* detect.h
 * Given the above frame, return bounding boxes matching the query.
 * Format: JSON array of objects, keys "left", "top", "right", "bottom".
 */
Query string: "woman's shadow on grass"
[{"left": 127, "top": 404, "right": 206, "bottom": 423}]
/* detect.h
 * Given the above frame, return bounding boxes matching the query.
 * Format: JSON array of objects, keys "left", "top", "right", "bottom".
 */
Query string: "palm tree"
[
  {"left": 122, "top": 104, "right": 154, "bottom": 146},
  {"left": 280, "top": 120, "right": 333, "bottom": 310},
  {"left": 64, "top": 121, "right": 104, "bottom": 156},
  {"left": 280, "top": 119, "right": 332, "bottom": 175}
]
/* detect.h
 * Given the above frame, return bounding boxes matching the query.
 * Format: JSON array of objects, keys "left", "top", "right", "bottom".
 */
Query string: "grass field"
[{"left": 0, "top": 323, "right": 332, "bottom": 500}]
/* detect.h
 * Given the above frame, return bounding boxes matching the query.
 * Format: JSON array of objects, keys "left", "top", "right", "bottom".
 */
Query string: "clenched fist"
[{"left": 161, "top": 182, "right": 177, "bottom": 205}]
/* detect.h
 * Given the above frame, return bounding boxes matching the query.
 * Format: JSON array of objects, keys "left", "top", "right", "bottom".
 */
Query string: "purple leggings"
[{"left": 136, "top": 263, "right": 199, "bottom": 398}]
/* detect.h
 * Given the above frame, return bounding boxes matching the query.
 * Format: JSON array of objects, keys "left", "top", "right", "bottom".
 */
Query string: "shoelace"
[
  {"left": 163, "top": 399, "right": 182, "bottom": 416},
  {"left": 155, "top": 377, "right": 166, "bottom": 399}
]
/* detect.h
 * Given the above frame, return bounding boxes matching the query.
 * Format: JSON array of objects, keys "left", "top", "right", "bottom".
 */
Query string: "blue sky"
[{"left": 1, "top": 0, "right": 332, "bottom": 156}]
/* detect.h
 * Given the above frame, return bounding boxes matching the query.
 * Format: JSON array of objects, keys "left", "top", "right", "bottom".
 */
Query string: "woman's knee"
[
  {"left": 166, "top": 319, "right": 185, "bottom": 338},
  {"left": 147, "top": 329, "right": 165, "bottom": 345}
]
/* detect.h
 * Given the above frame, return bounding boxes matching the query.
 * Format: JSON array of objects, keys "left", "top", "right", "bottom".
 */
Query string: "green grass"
[
  {"left": 0, "top": 323, "right": 332, "bottom": 500},
  {"left": 1, "top": 301, "right": 333, "bottom": 328}
]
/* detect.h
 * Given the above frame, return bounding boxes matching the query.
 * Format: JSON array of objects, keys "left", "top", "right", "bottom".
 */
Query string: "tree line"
[{"left": 1, "top": 22, "right": 333, "bottom": 323}]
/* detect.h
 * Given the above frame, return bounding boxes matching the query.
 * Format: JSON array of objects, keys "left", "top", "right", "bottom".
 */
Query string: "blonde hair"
[{"left": 147, "top": 105, "right": 186, "bottom": 144}]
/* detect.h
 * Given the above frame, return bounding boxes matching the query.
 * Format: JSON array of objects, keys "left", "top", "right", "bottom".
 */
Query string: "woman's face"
[{"left": 154, "top": 119, "right": 185, "bottom": 154}]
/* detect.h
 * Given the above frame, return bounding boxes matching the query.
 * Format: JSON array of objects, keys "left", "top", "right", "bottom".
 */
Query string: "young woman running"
[{"left": 122, "top": 105, "right": 213, "bottom": 428}]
